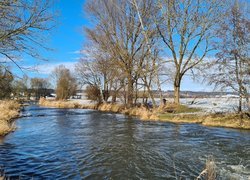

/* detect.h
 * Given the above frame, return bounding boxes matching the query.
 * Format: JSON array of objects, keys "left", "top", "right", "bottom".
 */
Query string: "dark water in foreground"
[{"left": 0, "top": 106, "right": 250, "bottom": 179}]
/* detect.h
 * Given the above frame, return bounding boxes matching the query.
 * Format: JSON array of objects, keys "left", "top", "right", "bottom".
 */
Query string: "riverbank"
[
  {"left": 39, "top": 98, "right": 97, "bottom": 109},
  {"left": 159, "top": 112, "right": 250, "bottom": 129},
  {"left": 0, "top": 100, "right": 20, "bottom": 136},
  {"left": 39, "top": 98, "right": 158, "bottom": 120},
  {"left": 39, "top": 99, "right": 250, "bottom": 130}
]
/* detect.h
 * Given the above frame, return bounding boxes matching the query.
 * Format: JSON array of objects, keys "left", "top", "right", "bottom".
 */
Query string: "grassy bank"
[
  {"left": 159, "top": 113, "right": 250, "bottom": 129},
  {"left": 39, "top": 98, "right": 97, "bottom": 109},
  {"left": 158, "top": 104, "right": 250, "bottom": 129},
  {"left": 39, "top": 99, "right": 250, "bottom": 130},
  {"left": 39, "top": 98, "right": 159, "bottom": 120},
  {"left": 0, "top": 100, "right": 20, "bottom": 136}
]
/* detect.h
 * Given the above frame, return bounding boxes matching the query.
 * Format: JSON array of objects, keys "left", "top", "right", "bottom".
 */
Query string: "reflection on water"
[{"left": 0, "top": 105, "right": 249, "bottom": 179}]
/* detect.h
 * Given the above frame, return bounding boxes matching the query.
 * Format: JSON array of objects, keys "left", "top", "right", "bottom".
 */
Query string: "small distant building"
[
  {"left": 70, "top": 90, "right": 87, "bottom": 99},
  {"left": 45, "top": 94, "right": 56, "bottom": 100}
]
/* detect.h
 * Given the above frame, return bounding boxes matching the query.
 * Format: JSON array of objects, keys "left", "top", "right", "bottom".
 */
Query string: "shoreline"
[
  {"left": 39, "top": 98, "right": 159, "bottom": 120},
  {"left": 0, "top": 101, "right": 21, "bottom": 136},
  {"left": 159, "top": 113, "right": 250, "bottom": 130},
  {"left": 39, "top": 99, "right": 250, "bottom": 130}
]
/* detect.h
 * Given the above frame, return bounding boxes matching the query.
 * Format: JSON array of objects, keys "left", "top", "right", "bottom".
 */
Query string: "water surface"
[{"left": 0, "top": 106, "right": 249, "bottom": 179}]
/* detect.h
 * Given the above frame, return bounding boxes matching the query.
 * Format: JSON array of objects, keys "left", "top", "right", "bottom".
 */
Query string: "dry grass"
[
  {"left": 158, "top": 103, "right": 203, "bottom": 123},
  {"left": 197, "top": 157, "right": 217, "bottom": 180},
  {"left": 157, "top": 102, "right": 250, "bottom": 129},
  {"left": 39, "top": 99, "right": 159, "bottom": 120},
  {"left": 0, "top": 100, "right": 20, "bottom": 136},
  {"left": 39, "top": 98, "right": 97, "bottom": 109},
  {"left": 159, "top": 111, "right": 250, "bottom": 129},
  {"left": 40, "top": 99, "right": 250, "bottom": 129},
  {"left": 159, "top": 113, "right": 203, "bottom": 123},
  {"left": 98, "top": 103, "right": 124, "bottom": 113},
  {"left": 96, "top": 103, "right": 158, "bottom": 120},
  {"left": 202, "top": 113, "right": 250, "bottom": 129},
  {"left": 121, "top": 107, "right": 159, "bottom": 120},
  {"left": 160, "top": 103, "right": 201, "bottom": 113}
]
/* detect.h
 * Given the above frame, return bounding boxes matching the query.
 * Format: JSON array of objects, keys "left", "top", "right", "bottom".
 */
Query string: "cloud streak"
[
  {"left": 25, "top": 61, "right": 77, "bottom": 75},
  {"left": 68, "top": 49, "right": 88, "bottom": 54}
]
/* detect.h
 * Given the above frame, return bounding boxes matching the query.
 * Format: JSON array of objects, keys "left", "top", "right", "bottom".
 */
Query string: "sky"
[
  {"left": 12, "top": 0, "right": 213, "bottom": 92},
  {"left": 13, "top": 0, "right": 87, "bottom": 79}
]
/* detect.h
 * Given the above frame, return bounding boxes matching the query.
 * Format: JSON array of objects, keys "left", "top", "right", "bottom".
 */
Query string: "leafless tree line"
[
  {"left": 203, "top": 0, "right": 250, "bottom": 112},
  {"left": 0, "top": 0, "right": 249, "bottom": 112},
  {"left": 76, "top": 0, "right": 249, "bottom": 111},
  {"left": 0, "top": 71, "right": 52, "bottom": 100}
]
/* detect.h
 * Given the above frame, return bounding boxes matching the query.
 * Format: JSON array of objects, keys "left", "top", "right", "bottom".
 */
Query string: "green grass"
[
  {"left": 157, "top": 104, "right": 202, "bottom": 123},
  {"left": 158, "top": 113, "right": 174, "bottom": 119},
  {"left": 158, "top": 108, "right": 250, "bottom": 129},
  {"left": 174, "top": 105, "right": 201, "bottom": 113},
  {"left": 162, "top": 104, "right": 201, "bottom": 114},
  {"left": 158, "top": 113, "right": 201, "bottom": 123}
]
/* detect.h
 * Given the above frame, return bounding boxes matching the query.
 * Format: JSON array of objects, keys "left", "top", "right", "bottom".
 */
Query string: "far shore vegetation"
[{"left": 39, "top": 98, "right": 250, "bottom": 130}]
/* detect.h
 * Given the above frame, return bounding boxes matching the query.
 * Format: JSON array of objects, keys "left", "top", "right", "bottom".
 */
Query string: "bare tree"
[
  {"left": 0, "top": 66, "right": 13, "bottom": 99},
  {"left": 156, "top": 0, "right": 226, "bottom": 104},
  {"left": 130, "top": 0, "right": 164, "bottom": 107},
  {"left": 75, "top": 47, "right": 124, "bottom": 103},
  {"left": 0, "top": 0, "right": 55, "bottom": 69},
  {"left": 84, "top": 0, "right": 157, "bottom": 107},
  {"left": 52, "top": 65, "right": 77, "bottom": 100},
  {"left": 30, "top": 78, "right": 51, "bottom": 100},
  {"left": 205, "top": 0, "right": 250, "bottom": 113},
  {"left": 12, "top": 75, "right": 29, "bottom": 99},
  {"left": 85, "top": 85, "right": 102, "bottom": 103}
]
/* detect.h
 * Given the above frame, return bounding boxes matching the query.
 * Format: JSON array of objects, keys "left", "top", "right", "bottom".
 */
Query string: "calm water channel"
[{"left": 0, "top": 105, "right": 250, "bottom": 179}]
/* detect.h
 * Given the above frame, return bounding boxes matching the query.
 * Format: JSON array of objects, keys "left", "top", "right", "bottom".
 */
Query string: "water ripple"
[{"left": 0, "top": 106, "right": 249, "bottom": 179}]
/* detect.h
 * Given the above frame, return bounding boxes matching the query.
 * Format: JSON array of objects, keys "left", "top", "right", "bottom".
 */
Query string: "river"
[{"left": 0, "top": 105, "right": 249, "bottom": 179}]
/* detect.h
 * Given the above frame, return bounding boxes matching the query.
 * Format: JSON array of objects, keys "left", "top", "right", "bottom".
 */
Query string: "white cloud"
[
  {"left": 69, "top": 50, "right": 87, "bottom": 54},
  {"left": 26, "top": 61, "right": 77, "bottom": 75},
  {"left": 70, "top": 57, "right": 81, "bottom": 60},
  {"left": 69, "top": 50, "right": 81, "bottom": 54}
]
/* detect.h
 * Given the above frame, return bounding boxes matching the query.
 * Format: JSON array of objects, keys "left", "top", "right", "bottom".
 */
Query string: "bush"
[{"left": 85, "top": 85, "right": 102, "bottom": 103}]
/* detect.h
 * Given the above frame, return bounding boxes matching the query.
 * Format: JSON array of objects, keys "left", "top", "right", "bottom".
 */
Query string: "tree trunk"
[
  {"left": 156, "top": 71, "right": 163, "bottom": 106},
  {"left": 103, "top": 75, "right": 109, "bottom": 102},
  {"left": 123, "top": 86, "right": 127, "bottom": 105},
  {"left": 246, "top": 96, "right": 250, "bottom": 112},
  {"left": 98, "top": 79, "right": 104, "bottom": 103},
  {"left": 238, "top": 94, "right": 242, "bottom": 113},
  {"left": 174, "top": 72, "right": 182, "bottom": 104},
  {"left": 134, "top": 79, "right": 138, "bottom": 104},
  {"left": 112, "top": 92, "right": 117, "bottom": 103},
  {"left": 145, "top": 84, "right": 156, "bottom": 108},
  {"left": 127, "top": 76, "right": 134, "bottom": 107},
  {"left": 142, "top": 86, "right": 146, "bottom": 103},
  {"left": 174, "top": 85, "right": 180, "bottom": 104}
]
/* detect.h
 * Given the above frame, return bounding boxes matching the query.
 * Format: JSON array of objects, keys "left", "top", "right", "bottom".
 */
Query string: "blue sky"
[
  {"left": 12, "top": 0, "right": 212, "bottom": 92},
  {"left": 13, "top": 0, "right": 87, "bottom": 78}
]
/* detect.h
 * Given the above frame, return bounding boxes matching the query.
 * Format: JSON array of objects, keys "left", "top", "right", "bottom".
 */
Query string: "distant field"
[{"left": 178, "top": 97, "right": 249, "bottom": 113}]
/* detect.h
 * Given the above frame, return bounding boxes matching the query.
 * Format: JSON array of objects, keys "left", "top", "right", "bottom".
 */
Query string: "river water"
[{"left": 0, "top": 105, "right": 249, "bottom": 179}]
